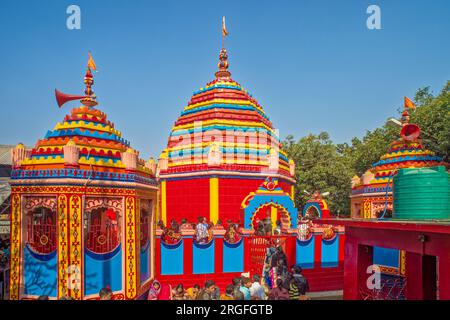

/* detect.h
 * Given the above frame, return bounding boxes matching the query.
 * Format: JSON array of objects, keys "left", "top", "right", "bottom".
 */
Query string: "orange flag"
[
  {"left": 87, "top": 52, "right": 97, "bottom": 71},
  {"left": 222, "top": 16, "right": 228, "bottom": 37},
  {"left": 404, "top": 96, "right": 416, "bottom": 109}
]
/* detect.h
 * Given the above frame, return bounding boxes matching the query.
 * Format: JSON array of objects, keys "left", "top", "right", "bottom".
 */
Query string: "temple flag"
[
  {"left": 222, "top": 16, "right": 228, "bottom": 37},
  {"left": 87, "top": 52, "right": 97, "bottom": 71},
  {"left": 404, "top": 96, "right": 416, "bottom": 109}
]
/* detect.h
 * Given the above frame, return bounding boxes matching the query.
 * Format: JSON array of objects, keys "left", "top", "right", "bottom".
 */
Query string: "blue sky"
[{"left": 0, "top": 0, "right": 449, "bottom": 158}]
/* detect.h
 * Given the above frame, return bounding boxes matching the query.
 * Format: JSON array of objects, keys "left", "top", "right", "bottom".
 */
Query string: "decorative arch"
[
  {"left": 24, "top": 196, "right": 58, "bottom": 255},
  {"left": 302, "top": 198, "right": 330, "bottom": 219},
  {"left": 84, "top": 197, "right": 123, "bottom": 254},
  {"left": 241, "top": 178, "right": 298, "bottom": 230}
]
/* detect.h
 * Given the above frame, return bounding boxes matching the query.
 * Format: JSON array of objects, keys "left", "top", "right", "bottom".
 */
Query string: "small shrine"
[
  {"left": 350, "top": 105, "right": 445, "bottom": 219},
  {"left": 9, "top": 56, "right": 158, "bottom": 300}
]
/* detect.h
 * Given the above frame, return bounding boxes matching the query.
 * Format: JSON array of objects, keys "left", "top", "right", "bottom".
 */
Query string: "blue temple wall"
[
  {"left": 321, "top": 236, "right": 339, "bottom": 268},
  {"left": 84, "top": 245, "right": 122, "bottom": 295},
  {"left": 160, "top": 239, "right": 184, "bottom": 275},
  {"left": 140, "top": 240, "right": 151, "bottom": 284},
  {"left": 193, "top": 239, "right": 215, "bottom": 274},
  {"left": 223, "top": 239, "right": 244, "bottom": 273},
  {"left": 23, "top": 245, "right": 57, "bottom": 297},
  {"left": 296, "top": 237, "right": 315, "bottom": 269}
]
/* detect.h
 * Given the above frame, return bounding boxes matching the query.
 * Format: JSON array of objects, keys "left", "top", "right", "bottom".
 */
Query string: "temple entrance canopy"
[
  {"left": 302, "top": 191, "right": 330, "bottom": 219},
  {"left": 241, "top": 178, "right": 298, "bottom": 233}
]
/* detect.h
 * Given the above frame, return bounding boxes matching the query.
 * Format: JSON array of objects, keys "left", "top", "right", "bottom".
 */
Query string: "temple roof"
[
  {"left": 159, "top": 48, "right": 295, "bottom": 181},
  {"left": 352, "top": 107, "right": 444, "bottom": 192},
  {"left": 11, "top": 62, "right": 156, "bottom": 187},
  {"left": 23, "top": 106, "right": 131, "bottom": 170}
]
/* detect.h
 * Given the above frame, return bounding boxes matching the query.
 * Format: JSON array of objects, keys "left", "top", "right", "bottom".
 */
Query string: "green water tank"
[{"left": 393, "top": 166, "right": 450, "bottom": 220}]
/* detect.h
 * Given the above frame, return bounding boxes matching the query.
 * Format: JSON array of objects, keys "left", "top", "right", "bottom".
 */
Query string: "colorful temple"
[
  {"left": 350, "top": 107, "right": 444, "bottom": 220},
  {"left": 8, "top": 65, "right": 158, "bottom": 300},
  {"left": 350, "top": 106, "right": 447, "bottom": 279},
  {"left": 6, "top": 44, "right": 449, "bottom": 300},
  {"left": 158, "top": 47, "right": 297, "bottom": 225},
  {"left": 154, "top": 46, "right": 344, "bottom": 291}
]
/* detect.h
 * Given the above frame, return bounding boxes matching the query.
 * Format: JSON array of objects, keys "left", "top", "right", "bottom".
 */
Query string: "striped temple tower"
[{"left": 158, "top": 47, "right": 297, "bottom": 229}]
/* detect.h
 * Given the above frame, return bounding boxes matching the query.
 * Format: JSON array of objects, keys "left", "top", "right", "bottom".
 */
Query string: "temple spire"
[
  {"left": 215, "top": 17, "right": 231, "bottom": 80},
  {"left": 215, "top": 48, "right": 231, "bottom": 80},
  {"left": 81, "top": 52, "right": 98, "bottom": 107}
]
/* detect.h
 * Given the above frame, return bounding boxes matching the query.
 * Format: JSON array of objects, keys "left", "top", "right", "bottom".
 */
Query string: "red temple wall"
[
  {"left": 218, "top": 178, "right": 262, "bottom": 223},
  {"left": 165, "top": 176, "right": 294, "bottom": 224},
  {"left": 165, "top": 178, "right": 210, "bottom": 223},
  {"left": 277, "top": 180, "right": 293, "bottom": 195}
]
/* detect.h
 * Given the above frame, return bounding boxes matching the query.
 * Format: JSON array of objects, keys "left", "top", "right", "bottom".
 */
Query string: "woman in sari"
[{"left": 148, "top": 280, "right": 172, "bottom": 300}]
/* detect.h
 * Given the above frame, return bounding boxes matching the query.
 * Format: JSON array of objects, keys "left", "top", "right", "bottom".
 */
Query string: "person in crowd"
[
  {"left": 271, "top": 245, "right": 288, "bottom": 268},
  {"left": 197, "top": 280, "right": 216, "bottom": 300},
  {"left": 255, "top": 218, "right": 265, "bottom": 236},
  {"left": 148, "top": 279, "right": 172, "bottom": 300},
  {"left": 220, "top": 285, "right": 235, "bottom": 300},
  {"left": 250, "top": 274, "right": 266, "bottom": 300},
  {"left": 291, "top": 266, "right": 310, "bottom": 297},
  {"left": 172, "top": 284, "right": 188, "bottom": 300},
  {"left": 147, "top": 280, "right": 161, "bottom": 300},
  {"left": 186, "top": 284, "right": 200, "bottom": 300},
  {"left": 158, "top": 282, "right": 172, "bottom": 300},
  {"left": 99, "top": 286, "right": 113, "bottom": 300},
  {"left": 211, "top": 284, "right": 220, "bottom": 300},
  {"left": 273, "top": 220, "right": 282, "bottom": 235},
  {"left": 288, "top": 277, "right": 301, "bottom": 300},
  {"left": 231, "top": 277, "right": 244, "bottom": 300},
  {"left": 268, "top": 278, "right": 289, "bottom": 300},
  {"left": 262, "top": 215, "right": 272, "bottom": 235},
  {"left": 195, "top": 217, "right": 210, "bottom": 243},
  {"left": 239, "top": 277, "right": 252, "bottom": 300}
]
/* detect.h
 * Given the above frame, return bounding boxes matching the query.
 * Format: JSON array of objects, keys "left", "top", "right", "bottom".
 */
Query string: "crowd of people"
[
  {"left": 147, "top": 266, "right": 310, "bottom": 301},
  {"left": 34, "top": 262, "right": 309, "bottom": 301},
  {"left": 33, "top": 236, "right": 310, "bottom": 301}
]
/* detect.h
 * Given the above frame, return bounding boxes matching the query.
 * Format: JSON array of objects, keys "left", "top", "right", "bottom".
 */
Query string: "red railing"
[
  {"left": 359, "top": 277, "right": 406, "bottom": 300},
  {"left": 247, "top": 236, "right": 289, "bottom": 276},
  {"left": 27, "top": 208, "right": 56, "bottom": 254},
  {"left": 85, "top": 208, "right": 119, "bottom": 253}
]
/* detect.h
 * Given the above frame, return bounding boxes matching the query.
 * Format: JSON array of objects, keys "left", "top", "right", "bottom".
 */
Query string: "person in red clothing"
[{"left": 268, "top": 278, "right": 289, "bottom": 300}]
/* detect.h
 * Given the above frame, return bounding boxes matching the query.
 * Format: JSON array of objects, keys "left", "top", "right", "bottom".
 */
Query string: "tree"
[
  {"left": 283, "top": 132, "right": 353, "bottom": 216},
  {"left": 283, "top": 80, "right": 449, "bottom": 217},
  {"left": 410, "top": 81, "right": 450, "bottom": 162}
]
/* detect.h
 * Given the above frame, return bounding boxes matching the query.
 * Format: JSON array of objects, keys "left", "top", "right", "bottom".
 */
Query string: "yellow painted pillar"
[
  {"left": 156, "top": 190, "right": 160, "bottom": 223},
  {"left": 271, "top": 205, "right": 277, "bottom": 232},
  {"left": 363, "top": 200, "right": 372, "bottom": 219},
  {"left": 57, "top": 194, "right": 69, "bottom": 299},
  {"left": 290, "top": 185, "right": 295, "bottom": 201},
  {"left": 9, "top": 193, "right": 21, "bottom": 300},
  {"left": 125, "top": 196, "right": 138, "bottom": 299},
  {"left": 160, "top": 180, "right": 167, "bottom": 225},
  {"left": 209, "top": 177, "right": 219, "bottom": 223},
  {"left": 68, "top": 195, "right": 83, "bottom": 299},
  {"left": 400, "top": 250, "right": 406, "bottom": 276}
]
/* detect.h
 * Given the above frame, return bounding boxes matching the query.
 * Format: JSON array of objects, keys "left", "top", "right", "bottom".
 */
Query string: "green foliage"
[
  {"left": 283, "top": 80, "right": 449, "bottom": 216},
  {"left": 283, "top": 132, "right": 353, "bottom": 216},
  {"left": 410, "top": 81, "right": 450, "bottom": 162}
]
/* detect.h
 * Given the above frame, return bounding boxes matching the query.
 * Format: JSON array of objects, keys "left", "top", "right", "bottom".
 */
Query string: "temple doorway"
[{"left": 251, "top": 204, "right": 290, "bottom": 236}]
